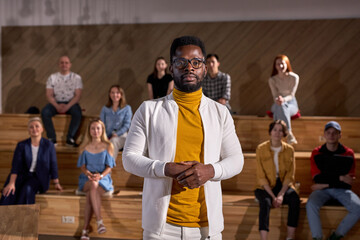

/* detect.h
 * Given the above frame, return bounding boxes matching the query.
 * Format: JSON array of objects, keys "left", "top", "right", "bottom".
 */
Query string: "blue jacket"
[
  {"left": 10, "top": 138, "right": 59, "bottom": 193},
  {"left": 100, "top": 105, "right": 132, "bottom": 138}
]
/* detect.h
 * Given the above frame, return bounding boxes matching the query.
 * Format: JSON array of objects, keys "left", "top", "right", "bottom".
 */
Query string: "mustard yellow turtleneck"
[{"left": 166, "top": 87, "right": 208, "bottom": 227}]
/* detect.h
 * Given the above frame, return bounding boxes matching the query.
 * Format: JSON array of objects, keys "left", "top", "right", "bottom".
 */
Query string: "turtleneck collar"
[{"left": 173, "top": 87, "right": 202, "bottom": 106}]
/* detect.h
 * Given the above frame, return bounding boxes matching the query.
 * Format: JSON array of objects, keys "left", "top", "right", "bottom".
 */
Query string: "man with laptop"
[{"left": 306, "top": 121, "right": 360, "bottom": 240}]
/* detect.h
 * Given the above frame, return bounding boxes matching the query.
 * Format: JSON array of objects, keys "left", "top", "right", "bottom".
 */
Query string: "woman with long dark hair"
[{"left": 147, "top": 57, "right": 174, "bottom": 99}]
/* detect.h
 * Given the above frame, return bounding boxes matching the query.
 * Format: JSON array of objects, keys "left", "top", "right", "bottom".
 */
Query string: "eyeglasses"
[{"left": 172, "top": 58, "right": 205, "bottom": 69}]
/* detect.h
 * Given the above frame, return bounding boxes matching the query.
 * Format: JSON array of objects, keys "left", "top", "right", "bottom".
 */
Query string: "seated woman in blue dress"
[
  {"left": 100, "top": 85, "right": 132, "bottom": 160},
  {"left": 0, "top": 117, "right": 62, "bottom": 205},
  {"left": 77, "top": 118, "right": 115, "bottom": 240}
]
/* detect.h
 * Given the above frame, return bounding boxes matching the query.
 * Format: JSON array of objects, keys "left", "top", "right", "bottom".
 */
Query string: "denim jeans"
[
  {"left": 306, "top": 188, "right": 360, "bottom": 238},
  {"left": 271, "top": 97, "right": 298, "bottom": 131},
  {"left": 143, "top": 223, "right": 222, "bottom": 240},
  {"left": 41, "top": 103, "right": 82, "bottom": 141}
]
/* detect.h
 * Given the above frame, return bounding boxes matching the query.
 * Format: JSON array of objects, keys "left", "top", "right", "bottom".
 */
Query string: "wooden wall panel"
[{"left": 2, "top": 19, "right": 360, "bottom": 116}]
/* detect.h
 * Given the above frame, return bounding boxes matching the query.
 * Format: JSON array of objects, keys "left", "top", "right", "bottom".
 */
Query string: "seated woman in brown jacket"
[{"left": 254, "top": 120, "right": 300, "bottom": 240}]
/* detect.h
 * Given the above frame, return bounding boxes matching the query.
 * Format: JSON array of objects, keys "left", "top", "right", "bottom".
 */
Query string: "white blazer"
[{"left": 123, "top": 92, "right": 244, "bottom": 236}]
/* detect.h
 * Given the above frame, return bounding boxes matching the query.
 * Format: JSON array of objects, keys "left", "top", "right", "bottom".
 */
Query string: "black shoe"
[
  {"left": 66, "top": 138, "right": 79, "bottom": 147},
  {"left": 328, "top": 232, "right": 343, "bottom": 240}
]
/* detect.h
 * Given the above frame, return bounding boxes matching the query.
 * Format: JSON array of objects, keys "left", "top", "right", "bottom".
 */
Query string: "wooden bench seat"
[
  {"left": 233, "top": 115, "right": 360, "bottom": 152},
  {"left": 36, "top": 190, "right": 360, "bottom": 240},
  {"left": 0, "top": 114, "right": 95, "bottom": 146},
  {"left": 1, "top": 114, "right": 360, "bottom": 152},
  {"left": 1, "top": 149, "right": 359, "bottom": 197}
]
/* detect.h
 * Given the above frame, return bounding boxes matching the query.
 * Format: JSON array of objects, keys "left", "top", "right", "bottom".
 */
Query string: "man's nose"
[{"left": 184, "top": 61, "right": 194, "bottom": 71}]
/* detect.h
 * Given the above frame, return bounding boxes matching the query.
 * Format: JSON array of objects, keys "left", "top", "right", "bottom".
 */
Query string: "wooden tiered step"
[
  {"left": 36, "top": 190, "right": 142, "bottom": 239},
  {"left": 0, "top": 204, "right": 40, "bottom": 240},
  {"left": 1, "top": 114, "right": 360, "bottom": 239},
  {"left": 0, "top": 114, "right": 95, "bottom": 147},
  {"left": 221, "top": 152, "right": 360, "bottom": 197},
  {"left": 222, "top": 195, "right": 360, "bottom": 240},
  {"left": 233, "top": 115, "right": 360, "bottom": 152},
  {"left": 35, "top": 192, "right": 360, "bottom": 240},
  {"left": 1, "top": 114, "right": 360, "bottom": 152}
]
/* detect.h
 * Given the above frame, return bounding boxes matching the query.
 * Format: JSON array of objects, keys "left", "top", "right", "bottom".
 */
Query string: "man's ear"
[{"left": 169, "top": 65, "right": 173, "bottom": 76}]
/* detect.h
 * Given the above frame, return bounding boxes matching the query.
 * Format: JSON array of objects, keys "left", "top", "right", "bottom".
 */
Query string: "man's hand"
[
  {"left": 164, "top": 162, "right": 193, "bottom": 179},
  {"left": 311, "top": 183, "right": 329, "bottom": 191},
  {"left": 176, "top": 161, "right": 215, "bottom": 189},
  {"left": 56, "top": 104, "right": 67, "bottom": 113},
  {"left": 217, "top": 98, "right": 226, "bottom": 105},
  {"left": 340, "top": 174, "right": 354, "bottom": 185}
]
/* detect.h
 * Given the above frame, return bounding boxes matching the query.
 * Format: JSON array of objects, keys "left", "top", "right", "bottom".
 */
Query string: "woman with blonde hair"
[
  {"left": 100, "top": 85, "right": 132, "bottom": 160},
  {"left": 255, "top": 120, "right": 300, "bottom": 240},
  {"left": 269, "top": 54, "right": 299, "bottom": 144},
  {"left": 78, "top": 118, "right": 115, "bottom": 240},
  {"left": 0, "top": 117, "right": 62, "bottom": 205}
]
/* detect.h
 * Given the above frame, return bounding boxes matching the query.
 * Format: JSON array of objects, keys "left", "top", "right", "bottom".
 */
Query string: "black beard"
[{"left": 174, "top": 73, "right": 202, "bottom": 93}]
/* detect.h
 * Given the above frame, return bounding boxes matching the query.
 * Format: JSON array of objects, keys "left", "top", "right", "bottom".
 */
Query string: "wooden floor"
[{"left": 0, "top": 204, "right": 40, "bottom": 240}]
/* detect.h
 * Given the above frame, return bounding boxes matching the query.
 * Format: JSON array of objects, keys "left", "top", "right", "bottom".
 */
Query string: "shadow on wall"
[
  {"left": 118, "top": 68, "right": 144, "bottom": 112},
  {"left": 238, "top": 62, "right": 270, "bottom": 116},
  {"left": 5, "top": 68, "right": 47, "bottom": 113},
  {"left": 314, "top": 67, "right": 348, "bottom": 116}
]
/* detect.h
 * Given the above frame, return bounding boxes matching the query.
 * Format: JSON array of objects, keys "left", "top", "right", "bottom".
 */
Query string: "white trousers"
[
  {"left": 110, "top": 132, "right": 127, "bottom": 160},
  {"left": 143, "top": 223, "right": 222, "bottom": 240}
]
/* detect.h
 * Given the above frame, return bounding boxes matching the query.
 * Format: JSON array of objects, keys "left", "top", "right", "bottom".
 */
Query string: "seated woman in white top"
[
  {"left": 268, "top": 54, "right": 299, "bottom": 144},
  {"left": 100, "top": 85, "right": 132, "bottom": 160}
]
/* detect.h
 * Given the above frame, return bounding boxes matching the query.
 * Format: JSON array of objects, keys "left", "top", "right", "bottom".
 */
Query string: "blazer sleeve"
[
  {"left": 211, "top": 106, "right": 243, "bottom": 181},
  {"left": 11, "top": 142, "right": 24, "bottom": 174},
  {"left": 122, "top": 102, "right": 167, "bottom": 178}
]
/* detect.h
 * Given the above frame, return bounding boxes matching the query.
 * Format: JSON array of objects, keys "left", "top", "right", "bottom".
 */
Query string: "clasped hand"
[
  {"left": 272, "top": 195, "right": 283, "bottom": 208},
  {"left": 56, "top": 103, "right": 69, "bottom": 114},
  {"left": 165, "top": 161, "right": 215, "bottom": 189},
  {"left": 87, "top": 172, "right": 102, "bottom": 182}
]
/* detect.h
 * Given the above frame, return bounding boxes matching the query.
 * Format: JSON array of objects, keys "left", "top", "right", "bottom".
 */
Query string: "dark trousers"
[
  {"left": 41, "top": 102, "right": 82, "bottom": 141},
  {"left": 254, "top": 178, "right": 300, "bottom": 231},
  {"left": 0, "top": 173, "right": 41, "bottom": 205}
]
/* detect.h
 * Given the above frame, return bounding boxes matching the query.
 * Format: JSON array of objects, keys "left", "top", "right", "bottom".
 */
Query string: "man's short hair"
[
  {"left": 170, "top": 36, "right": 206, "bottom": 62},
  {"left": 324, "top": 121, "right": 341, "bottom": 132},
  {"left": 206, "top": 54, "right": 219, "bottom": 61}
]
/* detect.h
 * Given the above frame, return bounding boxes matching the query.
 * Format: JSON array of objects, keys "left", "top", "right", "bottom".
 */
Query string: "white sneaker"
[{"left": 287, "top": 131, "right": 298, "bottom": 145}]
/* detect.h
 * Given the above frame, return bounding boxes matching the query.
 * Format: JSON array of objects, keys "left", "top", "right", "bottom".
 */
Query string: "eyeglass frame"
[{"left": 171, "top": 57, "right": 206, "bottom": 69}]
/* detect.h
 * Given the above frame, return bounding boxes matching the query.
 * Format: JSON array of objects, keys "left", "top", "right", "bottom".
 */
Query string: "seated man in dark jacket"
[{"left": 306, "top": 121, "right": 360, "bottom": 240}]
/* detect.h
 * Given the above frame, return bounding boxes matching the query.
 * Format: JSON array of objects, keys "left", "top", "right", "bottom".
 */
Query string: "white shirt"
[
  {"left": 46, "top": 72, "right": 83, "bottom": 102},
  {"left": 29, "top": 145, "right": 39, "bottom": 172},
  {"left": 271, "top": 146, "right": 282, "bottom": 177}
]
